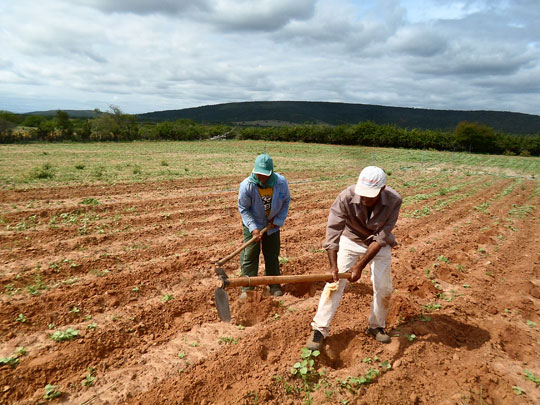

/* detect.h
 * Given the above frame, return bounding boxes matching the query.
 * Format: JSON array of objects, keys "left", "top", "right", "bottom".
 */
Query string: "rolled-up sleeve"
[{"left": 323, "top": 194, "right": 348, "bottom": 251}]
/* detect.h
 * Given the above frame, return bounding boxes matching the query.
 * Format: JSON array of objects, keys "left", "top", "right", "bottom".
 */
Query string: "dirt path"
[{"left": 1, "top": 170, "right": 538, "bottom": 404}]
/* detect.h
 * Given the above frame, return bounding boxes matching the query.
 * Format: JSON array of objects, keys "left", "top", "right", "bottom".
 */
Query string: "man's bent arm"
[{"left": 349, "top": 241, "right": 381, "bottom": 282}]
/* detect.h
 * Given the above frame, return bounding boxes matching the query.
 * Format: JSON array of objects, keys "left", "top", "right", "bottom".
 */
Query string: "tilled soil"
[{"left": 0, "top": 169, "right": 539, "bottom": 404}]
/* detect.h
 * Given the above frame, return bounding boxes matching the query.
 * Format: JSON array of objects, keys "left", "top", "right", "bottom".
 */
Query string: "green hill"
[
  {"left": 137, "top": 101, "right": 540, "bottom": 135},
  {"left": 25, "top": 110, "right": 98, "bottom": 118}
]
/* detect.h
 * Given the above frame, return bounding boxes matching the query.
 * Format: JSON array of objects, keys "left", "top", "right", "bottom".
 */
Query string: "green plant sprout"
[
  {"left": 161, "top": 294, "right": 174, "bottom": 302},
  {"left": 422, "top": 303, "right": 442, "bottom": 312},
  {"left": 82, "top": 367, "right": 96, "bottom": 387},
  {"left": 403, "top": 333, "right": 417, "bottom": 342},
  {"left": 86, "top": 322, "right": 98, "bottom": 330},
  {"left": 290, "top": 347, "right": 322, "bottom": 401},
  {"left": 437, "top": 255, "right": 450, "bottom": 263},
  {"left": 15, "top": 347, "right": 27, "bottom": 356},
  {"left": 219, "top": 336, "right": 238, "bottom": 345},
  {"left": 338, "top": 368, "right": 381, "bottom": 394},
  {"left": 43, "top": 384, "right": 61, "bottom": 400},
  {"left": 0, "top": 356, "right": 19, "bottom": 367},
  {"left": 523, "top": 370, "right": 540, "bottom": 386},
  {"left": 50, "top": 328, "right": 79, "bottom": 342}
]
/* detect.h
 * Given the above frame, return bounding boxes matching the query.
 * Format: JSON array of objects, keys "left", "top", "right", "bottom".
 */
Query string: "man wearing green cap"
[{"left": 238, "top": 153, "right": 291, "bottom": 300}]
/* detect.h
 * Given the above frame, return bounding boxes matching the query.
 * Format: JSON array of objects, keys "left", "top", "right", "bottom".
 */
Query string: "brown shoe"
[
  {"left": 306, "top": 330, "right": 324, "bottom": 351},
  {"left": 366, "top": 327, "right": 391, "bottom": 343}
]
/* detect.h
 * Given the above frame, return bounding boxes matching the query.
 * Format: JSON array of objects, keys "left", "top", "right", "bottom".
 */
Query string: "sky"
[{"left": 1, "top": 0, "right": 539, "bottom": 115}]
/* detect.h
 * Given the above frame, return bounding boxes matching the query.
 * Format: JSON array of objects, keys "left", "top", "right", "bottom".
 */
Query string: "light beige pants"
[{"left": 311, "top": 235, "right": 393, "bottom": 338}]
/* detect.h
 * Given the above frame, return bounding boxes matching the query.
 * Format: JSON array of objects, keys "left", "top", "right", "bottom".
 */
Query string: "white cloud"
[{"left": 0, "top": 0, "right": 539, "bottom": 115}]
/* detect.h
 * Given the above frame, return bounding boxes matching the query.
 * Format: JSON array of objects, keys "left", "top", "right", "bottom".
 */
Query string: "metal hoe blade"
[{"left": 215, "top": 287, "right": 231, "bottom": 322}]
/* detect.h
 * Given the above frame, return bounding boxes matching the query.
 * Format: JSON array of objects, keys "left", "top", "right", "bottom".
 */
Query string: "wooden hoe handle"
[
  {"left": 221, "top": 273, "right": 352, "bottom": 288},
  {"left": 216, "top": 226, "right": 269, "bottom": 267}
]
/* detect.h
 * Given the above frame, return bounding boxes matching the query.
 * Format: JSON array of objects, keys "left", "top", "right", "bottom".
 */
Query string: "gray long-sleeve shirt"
[{"left": 323, "top": 185, "right": 402, "bottom": 251}]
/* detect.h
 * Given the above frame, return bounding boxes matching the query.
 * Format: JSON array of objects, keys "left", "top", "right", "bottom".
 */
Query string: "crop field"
[{"left": 0, "top": 140, "right": 539, "bottom": 404}]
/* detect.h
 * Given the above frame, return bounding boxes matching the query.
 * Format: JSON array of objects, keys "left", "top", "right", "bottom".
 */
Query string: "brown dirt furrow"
[{"left": 1, "top": 172, "right": 539, "bottom": 405}]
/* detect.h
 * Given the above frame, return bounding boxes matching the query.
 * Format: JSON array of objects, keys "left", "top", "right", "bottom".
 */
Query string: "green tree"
[
  {"left": 455, "top": 121, "right": 496, "bottom": 153},
  {"left": 90, "top": 105, "right": 138, "bottom": 141},
  {"left": 21, "top": 114, "right": 47, "bottom": 127},
  {"left": 55, "top": 110, "right": 73, "bottom": 138}
]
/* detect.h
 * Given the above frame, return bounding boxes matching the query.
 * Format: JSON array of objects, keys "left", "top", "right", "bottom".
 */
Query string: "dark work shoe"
[
  {"left": 366, "top": 327, "right": 391, "bottom": 343},
  {"left": 306, "top": 330, "right": 324, "bottom": 351}
]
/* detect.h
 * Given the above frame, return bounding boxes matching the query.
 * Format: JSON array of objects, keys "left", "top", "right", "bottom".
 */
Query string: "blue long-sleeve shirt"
[{"left": 238, "top": 173, "right": 290, "bottom": 235}]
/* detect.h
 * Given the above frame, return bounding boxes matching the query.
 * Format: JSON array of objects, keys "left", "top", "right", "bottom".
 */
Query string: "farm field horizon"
[{"left": 1, "top": 140, "right": 539, "bottom": 404}]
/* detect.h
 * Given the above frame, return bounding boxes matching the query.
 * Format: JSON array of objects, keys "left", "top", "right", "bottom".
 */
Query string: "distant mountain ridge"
[
  {"left": 27, "top": 101, "right": 540, "bottom": 135},
  {"left": 25, "top": 109, "right": 97, "bottom": 118},
  {"left": 137, "top": 101, "right": 540, "bottom": 135}
]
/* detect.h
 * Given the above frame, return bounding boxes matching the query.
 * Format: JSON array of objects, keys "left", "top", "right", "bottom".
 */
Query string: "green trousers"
[{"left": 240, "top": 224, "right": 281, "bottom": 291}]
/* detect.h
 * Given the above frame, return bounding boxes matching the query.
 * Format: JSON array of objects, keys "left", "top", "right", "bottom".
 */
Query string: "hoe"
[{"left": 214, "top": 227, "right": 351, "bottom": 322}]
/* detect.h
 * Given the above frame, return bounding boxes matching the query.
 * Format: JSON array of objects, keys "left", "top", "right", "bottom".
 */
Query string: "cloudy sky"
[{"left": 1, "top": 0, "right": 539, "bottom": 115}]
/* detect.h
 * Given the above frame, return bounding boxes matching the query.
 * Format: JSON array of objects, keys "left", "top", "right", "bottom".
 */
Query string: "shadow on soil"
[
  {"left": 315, "top": 314, "right": 491, "bottom": 370},
  {"left": 390, "top": 314, "right": 491, "bottom": 363}
]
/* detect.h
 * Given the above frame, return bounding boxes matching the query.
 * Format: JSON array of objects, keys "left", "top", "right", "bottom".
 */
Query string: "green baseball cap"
[{"left": 252, "top": 154, "right": 273, "bottom": 176}]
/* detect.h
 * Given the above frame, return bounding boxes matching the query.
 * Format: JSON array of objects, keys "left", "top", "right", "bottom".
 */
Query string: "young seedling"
[
  {"left": 523, "top": 370, "right": 540, "bottom": 386},
  {"left": 161, "top": 294, "right": 173, "bottom": 302},
  {"left": 82, "top": 367, "right": 96, "bottom": 387},
  {"left": 437, "top": 255, "right": 450, "bottom": 263},
  {"left": 219, "top": 336, "right": 238, "bottom": 345},
  {"left": 278, "top": 256, "right": 289, "bottom": 264},
  {"left": 512, "top": 386, "right": 525, "bottom": 395},
  {"left": 15, "top": 347, "right": 27, "bottom": 356},
  {"left": 80, "top": 198, "right": 100, "bottom": 205},
  {"left": 50, "top": 328, "right": 79, "bottom": 342},
  {"left": 16, "top": 313, "right": 27, "bottom": 323},
  {"left": 177, "top": 352, "right": 186, "bottom": 359},
  {"left": 43, "top": 384, "right": 61, "bottom": 400},
  {"left": 0, "top": 356, "right": 19, "bottom": 367},
  {"left": 422, "top": 303, "right": 442, "bottom": 312},
  {"left": 86, "top": 322, "right": 98, "bottom": 330},
  {"left": 404, "top": 333, "right": 417, "bottom": 342},
  {"left": 290, "top": 347, "right": 322, "bottom": 395}
]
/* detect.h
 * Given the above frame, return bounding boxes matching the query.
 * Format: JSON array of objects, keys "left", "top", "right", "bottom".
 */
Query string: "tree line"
[{"left": 1, "top": 107, "right": 538, "bottom": 156}]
